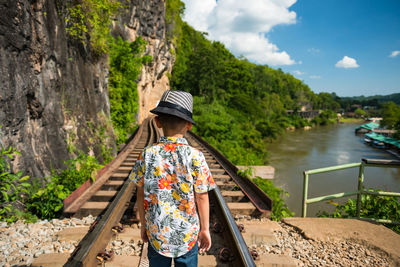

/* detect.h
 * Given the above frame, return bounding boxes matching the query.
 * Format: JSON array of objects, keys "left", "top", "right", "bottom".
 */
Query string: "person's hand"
[
  {"left": 141, "top": 225, "right": 148, "bottom": 242},
  {"left": 197, "top": 230, "right": 211, "bottom": 253}
]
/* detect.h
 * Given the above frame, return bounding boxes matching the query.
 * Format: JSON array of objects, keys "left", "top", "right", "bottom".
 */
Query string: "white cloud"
[
  {"left": 335, "top": 56, "right": 359, "bottom": 69},
  {"left": 389, "top": 51, "right": 400, "bottom": 58},
  {"left": 309, "top": 75, "right": 321, "bottom": 79},
  {"left": 182, "top": 0, "right": 297, "bottom": 66},
  {"left": 293, "top": 70, "right": 304, "bottom": 75},
  {"left": 182, "top": 0, "right": 216, "bottom": 32}
]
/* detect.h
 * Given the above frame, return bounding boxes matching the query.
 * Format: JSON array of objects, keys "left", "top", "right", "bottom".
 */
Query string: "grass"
[{"left": 339, "top": 117, "right": 365, "bottom": 123}]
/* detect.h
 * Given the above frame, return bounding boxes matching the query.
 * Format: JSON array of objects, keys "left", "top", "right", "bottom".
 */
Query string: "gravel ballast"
[
  {"left": 0, "top": 216, "right": 398, "bottom": 266},
  {"left": 0, "top": 216, "right": 95, "bottom": 266}
]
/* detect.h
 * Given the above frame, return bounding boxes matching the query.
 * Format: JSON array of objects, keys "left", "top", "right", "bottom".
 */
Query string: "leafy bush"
[
  {"left": 27, "top": 153, "right": 103, "bottom": 219},
  {"left": 311, "top": 110, "right": 337, "bottom": 126},
  {"left": 251, "top": 177, "right": 294, "bottom": 221},
  {"left": 54, "top": 153, "right": 103, "bottom": 192},
  {"left": 318, "top": 189, "right": 400, "bottom": 234},
  {"left": 0, "top": 146, "right": 33, "bottom": 223},
  {"left": 109, "top": 36, "right": 152, "bottom": 145},
  {"left": 287, "top": 115, "right": 311, "bottom": 128},
  {"left": 27, "top": 182, "right": 69, "bottom": 219},
  {"left": 238, "top": 169, "right": 293, "bottom": 221},
  {"left": 354, "top": 108, "right": 366, "bottom": 118}
]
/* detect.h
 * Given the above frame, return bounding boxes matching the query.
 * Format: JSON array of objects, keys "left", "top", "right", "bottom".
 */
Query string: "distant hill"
[{"left": 339, "top": 93, "right": 400, "bottom": 105}]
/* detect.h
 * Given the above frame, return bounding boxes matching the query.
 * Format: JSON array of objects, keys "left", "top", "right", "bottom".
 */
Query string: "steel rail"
[
  {"left": 152, "top": 118, "right": 162, "bottom": 141},
  {"left": 64, "top": 118, "right": 154, "bottom": 266},
  {"left": 210, "top": 186, "right": 256, "bottom": 267},
  {"left": 63, "top": 118, "right": 149, "bottom": 216},
  {"left": 64, "top": 119, "right": 259, "bottom": 266},
  {"left": 187, "top": 131, "right": 272, "bottom": 216},
  {"left": 186, "top": 135, "right": 256, "bottom": 266},
  {"left": 65, "top": 177, "right": 135, "bottom": 266}
]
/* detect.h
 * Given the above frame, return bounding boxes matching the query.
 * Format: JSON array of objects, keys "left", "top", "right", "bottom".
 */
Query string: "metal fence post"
[
  {"left": 356, "top": 162, "right": 365, "bottom": 218},
  {"left": 302, "top": 172, "right": 309, "bottom": 217}
]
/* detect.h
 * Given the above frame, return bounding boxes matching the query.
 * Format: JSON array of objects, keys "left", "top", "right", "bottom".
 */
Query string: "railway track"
[{"left": 51, "top": 117, "right": 272, "bottom": 266}]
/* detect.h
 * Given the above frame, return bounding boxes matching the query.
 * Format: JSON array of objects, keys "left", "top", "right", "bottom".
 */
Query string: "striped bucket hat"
[{"left": 150, "top": 90, "right": 195, "bottom": 124}]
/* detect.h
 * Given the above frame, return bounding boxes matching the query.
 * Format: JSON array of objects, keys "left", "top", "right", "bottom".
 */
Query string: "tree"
[
  {"left": 381, "top": 102, "right": 400, "bottom": 129},
  {"left": 380, "top": 102, "right": 400, "bottom": 138},
  {"left": 354, "top": 108, "right": 366, "bottom": 118}
]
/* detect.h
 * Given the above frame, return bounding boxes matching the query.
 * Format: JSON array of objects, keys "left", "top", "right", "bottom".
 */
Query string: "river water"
[{"left": 267, "top": 123, "right": 400, "bottom": 217}]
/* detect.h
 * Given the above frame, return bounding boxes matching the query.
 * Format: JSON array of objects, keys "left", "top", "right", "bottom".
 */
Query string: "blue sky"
[{"left": 182, "top": 0, "right": 400, "bottom": 97}]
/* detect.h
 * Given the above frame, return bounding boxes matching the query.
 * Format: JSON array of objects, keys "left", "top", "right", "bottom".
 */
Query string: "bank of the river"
[
  {"left": 267, "top": 122, "right": 399, "bottom": 217},
  {"left": 339, "top": 118, "right": 365, "bottom": 123}
]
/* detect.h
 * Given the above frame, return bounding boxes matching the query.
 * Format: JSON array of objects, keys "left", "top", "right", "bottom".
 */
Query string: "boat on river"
[
  {"left": 372, "top": 140, "right": 386, "bottom": 148},
  {"left": 355, "top": 122, "right": 379, "bottom": 134},
  {"left": 364, "top": 136, "right": 372, "bottom": 144},
  {"left": 364, "top": 132, "right": 400, "bottom": 152}
]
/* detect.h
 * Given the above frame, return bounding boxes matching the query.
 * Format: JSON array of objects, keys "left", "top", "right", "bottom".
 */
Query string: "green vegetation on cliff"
[
  {"left": 64, "top": 0, "right": 122, "bottom": 55},
  {"left": 165, "top": 0, "right": 185, "bottom": 48},
  {"left": 64, "top": 0, "right": 152, "bottom": 146},
  {"left": 109, "top": 37, "right": 152, "bottom": 145},
  {"left": 0, "top": 2, "right": 155, "bottom": 222}
]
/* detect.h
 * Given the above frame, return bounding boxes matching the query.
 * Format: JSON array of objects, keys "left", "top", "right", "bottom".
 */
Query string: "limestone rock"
[
  {"left": 0, "top": 0, "right": 117, "bottom": 178},
  {"left": 0, "top": 0, "right": 172, "bottom": 178}
]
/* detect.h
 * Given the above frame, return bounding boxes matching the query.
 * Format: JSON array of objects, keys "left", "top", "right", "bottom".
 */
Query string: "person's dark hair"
[{"left": 157, "top": 114, "right": 188, "bottom": 131}]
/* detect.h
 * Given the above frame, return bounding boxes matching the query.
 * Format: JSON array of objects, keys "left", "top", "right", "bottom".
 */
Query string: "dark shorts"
[{"left": 147, "top": 242, "right": 198, "bottom": 267}]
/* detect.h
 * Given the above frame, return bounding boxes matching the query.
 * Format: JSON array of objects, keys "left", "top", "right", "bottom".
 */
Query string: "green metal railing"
[{"left": 302, "top": 158, "right": 400, "bottom": 224}]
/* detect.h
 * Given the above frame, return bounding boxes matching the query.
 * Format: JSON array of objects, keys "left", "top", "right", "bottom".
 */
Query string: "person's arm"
[
  {"left": 137, "top": 186, "right": 148, "bottom": 242},
  {"left": 195, "top": 191, "right": 211, "bottom": 253}
]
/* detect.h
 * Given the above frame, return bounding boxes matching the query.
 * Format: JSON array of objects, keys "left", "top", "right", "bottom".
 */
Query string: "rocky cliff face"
[
  {"left": 0, "top": 0, "right": 172, "bottom": 178},
  {"left": 114, "top": 0, "right": 174, "bottom": 123}
]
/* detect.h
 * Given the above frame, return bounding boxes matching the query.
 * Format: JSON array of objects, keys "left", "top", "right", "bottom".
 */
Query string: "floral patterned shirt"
[{"left": 129, "top": 136, "right": 216, "bottom": 258}]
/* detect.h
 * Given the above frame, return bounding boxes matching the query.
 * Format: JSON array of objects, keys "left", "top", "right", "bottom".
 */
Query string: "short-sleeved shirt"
[{"left": 129, "top": 136, "right": 216, "bottom": 258}]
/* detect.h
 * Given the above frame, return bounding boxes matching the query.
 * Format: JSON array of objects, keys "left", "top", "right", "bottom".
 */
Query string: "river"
[{"left": 267, "top": 122, "right": 400, "bottom": 217}]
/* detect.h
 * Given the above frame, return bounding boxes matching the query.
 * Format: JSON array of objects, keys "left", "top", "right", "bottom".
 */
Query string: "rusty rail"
[
  {"left": 65, "top": 178, "right": 135, "bottom": 266},
  {"left": 187, "top": 131, "right": 272, "bottom": 216},
  {"left": 65, "top": 118, "right": 159, "bottom": 266},
  {"left": 63, "top": 118, "right": 149, "bottom": 216},
  {"left": 210, "top": 186, "right": 256, "bottom": 266},
  {"left": 63, "top": 118, "right": 269, "bottom": 266}
]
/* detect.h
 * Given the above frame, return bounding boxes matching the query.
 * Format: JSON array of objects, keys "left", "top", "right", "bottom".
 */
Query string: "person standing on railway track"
[{"left": 130, "top": 90, "right": 216, "bottom": 267}]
